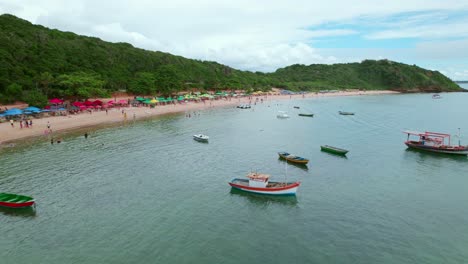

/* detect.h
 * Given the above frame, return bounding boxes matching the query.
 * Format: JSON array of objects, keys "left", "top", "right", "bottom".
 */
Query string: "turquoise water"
[{"left": 1, "top": 93, "right": 468, "bottom": 263}]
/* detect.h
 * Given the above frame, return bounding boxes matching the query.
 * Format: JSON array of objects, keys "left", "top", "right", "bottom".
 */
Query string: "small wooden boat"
[
  {"left": 237, "top": 104, "right": 251, "bottom": 109},
  {"left": 293, "top": 106, "right": 300, "bottom": 109},
  {"left": 277, "top": 111, "right": 290, "bottom": 118},
  {"left": 278, "top": 152, "right": 309, "bottom": 164},
  {"left": 229, "top": 172, "right": 300, "bottom": 196},
  {"left": 320, "top": 145, "right": 349, "bottom": 155},
  {"left": 403, "top": 130, "right": 468, "bottom": 156},
  {"left": 193, "top": 134, "right": 209, "bottom": 142},
  {"left": 432, "top": 94, "right": 442, "bottom": 99},
  {"left": 298, "top": 113, "right": 314, "bottom": 117},
  {"left": 339, "top": 111, "right": 355, "bottom": 115},
  {"left": 0, "top": 193, "right": 35, "bottom": 208}
]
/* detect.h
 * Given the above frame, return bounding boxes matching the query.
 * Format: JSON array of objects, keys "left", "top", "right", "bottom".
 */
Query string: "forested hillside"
[{"left": 0, "top": 14, "right": 462, "bottom": 106}]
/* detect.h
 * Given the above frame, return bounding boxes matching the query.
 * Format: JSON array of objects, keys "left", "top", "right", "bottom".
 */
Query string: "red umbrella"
[
  {"left": 92, "top": 100, "right": 103, "bottom": 105},
  {"left": 49, "top": 98, "right": 63, "bottom": 104},
  {"left": 72, "top": 102, "right": 83, "bottom": 107},
  {"left": 79, "top": 105, "right": 87, "bottom": 109},
  {"left": 107, "top": 100, "right": 114, "bottom": 104},
  {"left": 118, "top": 99, "right": 128, "bottom": 105},
  {"left": 84, "top": 100, "right": 93, "bottom": 106}
]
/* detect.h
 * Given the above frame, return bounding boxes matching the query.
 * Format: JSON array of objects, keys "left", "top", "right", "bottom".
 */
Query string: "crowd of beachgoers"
[{"left": 0, "top": 90, "right": 398, "bottom": 146}]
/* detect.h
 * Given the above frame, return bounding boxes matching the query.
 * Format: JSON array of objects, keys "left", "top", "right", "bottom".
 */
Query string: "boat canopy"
[
  {"left": 247, "top": 172, "right": 270, "bottom": 180},
  {"left": 403, "top": 130, "right": 450, "bottom": 138}
]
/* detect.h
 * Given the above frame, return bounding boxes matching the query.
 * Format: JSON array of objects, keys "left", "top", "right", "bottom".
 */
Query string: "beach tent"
[
  {"left": 49, "top": 98, "right": 63, "bottom": 104},
  {"left": 23, "top": 106, "right": 42, "bottom": 113},
  {"left": 4, "top": 108, "right": 23, "bottom": 116}
]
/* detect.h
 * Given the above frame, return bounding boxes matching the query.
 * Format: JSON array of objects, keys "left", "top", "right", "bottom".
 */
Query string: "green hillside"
[
  {"left": 271, "top": 60, "right": 462, "bottom": 92},
  {"left": 0, "top": 14, "right": 463, "bottom": 106}
]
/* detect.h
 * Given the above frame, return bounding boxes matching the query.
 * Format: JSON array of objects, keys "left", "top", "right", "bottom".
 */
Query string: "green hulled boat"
[
  {"left": 0, "top": 193, "right": 35, "bottom": 208},
  {"left": 298, "top": 113, "right": 314, "bottom": 117},
  {"left": 320, "top": 145, "right": 349, "bottom": 155}
]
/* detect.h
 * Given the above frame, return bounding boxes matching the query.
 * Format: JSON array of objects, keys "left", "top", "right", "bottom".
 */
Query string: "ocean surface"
[{"left": 1, "top": 93, "right": 468, "bottom": 264}]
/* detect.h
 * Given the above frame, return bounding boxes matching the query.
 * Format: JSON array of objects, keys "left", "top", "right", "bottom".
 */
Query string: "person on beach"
[
  {"left": 57, "top": 138, "right": 62, "bottom": 144},
  {"left": 84, "top": 132, "right": 88, "bottom": 139},
  {"left": 133, "top": 113, "right": 136, "bottom": 121},
  {"left": 47, "top": 121, "right": 50, "bottom": 130},
  {"left": 51, "top": 138, "right": 54, "bottom": 144},
  {"left": 19, "top": 120, "right": 23, "bottom": 129},
  {"left": 10, "top": 119, "right": 14, "bottom": 127},
  {"left": 106, "top": 109, "right": 108, "bottom": 115},
  {"left": 29, "top": 120, "right": 32, "bottom": 127},
  {"left": 25, "top": 120, "right": 29, "bottom": 128}
]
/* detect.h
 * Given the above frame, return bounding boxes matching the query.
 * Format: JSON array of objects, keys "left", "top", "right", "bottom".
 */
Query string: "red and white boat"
[
  {"left": 229, "top": 172, "right": 300, "bottom": 196},
  {"left": 403, "top": 130, "right": 468, "bottom": 156}
]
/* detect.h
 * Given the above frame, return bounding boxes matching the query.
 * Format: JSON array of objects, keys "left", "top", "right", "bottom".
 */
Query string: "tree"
[
  {"left": 56, "top": 72, "right": 109, "bottom": 99},
  {"left": 128, "top": 72, "right": 155, "bottom": 95},
  {"left": 154, "top": 65, "right": 183, "bottom": 95},
  {"left": 0, "top": 83, "right": 22, "bottom": 104},
  {"left": 38, "top": 72, "right": 54, "bottom": 96},
  {"left": 22, "top": 89, "right": 48, "bottom": 107}
]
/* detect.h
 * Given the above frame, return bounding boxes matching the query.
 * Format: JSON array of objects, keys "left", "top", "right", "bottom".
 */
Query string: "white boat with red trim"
[
  {"left": 229, "top": 172, "right": 300, "bottom": 196},
  {"left": 403, "top": 130, "right": 468, "bottom": 156}
]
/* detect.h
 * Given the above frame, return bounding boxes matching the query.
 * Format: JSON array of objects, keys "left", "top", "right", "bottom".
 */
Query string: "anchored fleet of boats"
[{"left": 3, "top": 99, "right": 466, "bottom": 208}]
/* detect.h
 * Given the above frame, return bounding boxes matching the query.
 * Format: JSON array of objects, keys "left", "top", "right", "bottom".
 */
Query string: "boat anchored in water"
[
  {"left": 432, "top": 94, "right": 442, "bottom": 99},
  {"left": 403, "top": 130, "right": 468, "bottom": 155},
  {"left": 193, "top": 134, "right": 209, "bottom": 142},
  {"left": 277, "top": 111, "right": 290, "bottom": 118},
  {"left": 339, "top": 111, "right": 355, "bottom": 115},
  {"left": 0, "top": 193, "right": 35, "bottom": 208},
  {"left": 278, "top": 152, "right": 309, "bottom": 164},
  {"left": 320, "top": 145, "right": 349, "bottom": 155},
  {"left": 298, "top": 113, "right": 314, "bottom": 117},
  {"left": 229, "top": 172, "right": 300, "bottom": 196}
]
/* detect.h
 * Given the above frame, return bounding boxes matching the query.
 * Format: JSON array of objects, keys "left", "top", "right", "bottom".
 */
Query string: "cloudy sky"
[{"left": 2, "top": 0, "right": 468, "bottom": 80}]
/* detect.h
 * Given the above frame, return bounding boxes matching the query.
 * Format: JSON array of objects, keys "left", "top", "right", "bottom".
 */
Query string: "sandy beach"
[{"left": 0, "top": 90, "right": 398, "bottom": 145}]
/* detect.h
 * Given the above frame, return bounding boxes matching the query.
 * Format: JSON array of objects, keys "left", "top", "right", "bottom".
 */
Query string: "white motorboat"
[
  {"left": 277, "top": 111, "right": 289, "bottom": 118},
  {"left": 193, "top": 134, "right": 209, "bottom": 142}
]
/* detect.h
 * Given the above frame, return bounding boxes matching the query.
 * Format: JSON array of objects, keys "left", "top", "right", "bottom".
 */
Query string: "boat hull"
[
  {"left": 320, "top": 145, "right": 348, "bottom": 155},
  {"left": 229, "top": 179, "right": 300, "bottom": 196},
  {"left": 278, "top": 152, "right": 309, "bottom": 164},
  {"left": 0, "top": 193, "right": 35, "bottom": 208},
  {"left": 405, "top": 142, "right": 468, "bottom": 156},
  {"left": 298, "top": 114, "right": 314, "bottom": 117},
  {"left": 338, "top": 111, "right": 354, "bottom": 115}
]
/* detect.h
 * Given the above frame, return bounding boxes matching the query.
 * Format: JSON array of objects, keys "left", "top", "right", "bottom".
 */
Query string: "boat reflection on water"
[
  {"left": 0, "top": 206, "right": 37, "bottom": 217},
  {"left": 277, "top": 158, "right": 309, "bottom": 171},
  {"left": 229, "top": 188, "right": 298, "bottom": 207},
  {"left": 404, "top": 148, "right": 467, "bottom": 161}
]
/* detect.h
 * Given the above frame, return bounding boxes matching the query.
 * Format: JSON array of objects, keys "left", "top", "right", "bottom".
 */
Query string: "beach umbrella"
[
  {"left": 107, "top": 100, "right": 114, "bottom": 104},
  {"left": 4, "top": 108, "right": 23, "bottom": 115},
  {"left": 79, "top": 105, "right": 87, "bottom": 110},
  {"left": 84, "top": 100, "right": 93, "bottom": 106},
  {"left": 150, "top": 99, "right": 158, "bottom": 104},
  {"left": 92, "top": 100, "right": 103, "bottom": 105},
  {"left": 136, "top": 97, "right": 145, "bottom": 102},
  {"left": 49, "top": 98, "right": 63, "bottom": 104},
  {"left": 23, "top": 106, "right": 41, "bottom": 112},
  {"left": 118, "top": 99, "right": 128, "bottom": 105},
  {"left": 72, "top": 101, "right": 83, "bottom": 107}
]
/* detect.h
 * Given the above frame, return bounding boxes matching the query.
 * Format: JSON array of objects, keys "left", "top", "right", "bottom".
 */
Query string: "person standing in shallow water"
[{"left": 84, "top": 132, "right": 88, "bottom": 139}]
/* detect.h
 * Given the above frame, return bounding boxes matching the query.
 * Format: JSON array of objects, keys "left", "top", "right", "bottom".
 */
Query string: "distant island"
[{"left": 0, "top": 14, "right": 464, "bottom": 107}]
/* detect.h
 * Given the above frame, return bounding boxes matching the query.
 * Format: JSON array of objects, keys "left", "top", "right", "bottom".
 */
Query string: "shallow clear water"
[{"left": 1, "top": 93, "right": 468, "bottom": 263}]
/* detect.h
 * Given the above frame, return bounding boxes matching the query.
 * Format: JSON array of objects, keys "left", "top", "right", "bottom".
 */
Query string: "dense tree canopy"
[{"left": 0, "top": 14, "right": 463, "bottom": 105}]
